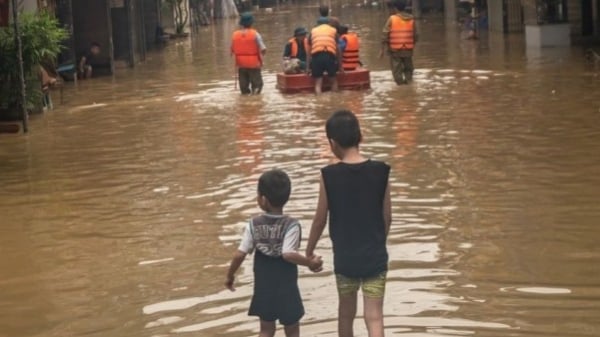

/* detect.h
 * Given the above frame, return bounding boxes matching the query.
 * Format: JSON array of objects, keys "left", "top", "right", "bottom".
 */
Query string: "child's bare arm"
[
  {"left": 306, "top": 175, "right": 328, "bottom": 258},
  {"left": 225, "top": 250, "right": 247, "bottom": 291},
  {"left": 383, "top": 181, "right": 392, "bottom": 236}
]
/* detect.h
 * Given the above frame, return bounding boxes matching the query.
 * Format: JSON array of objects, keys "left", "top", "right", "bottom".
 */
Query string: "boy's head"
[
  {"left": 326, "top": 110, "right": 362, "bottom": 154},
  {"left": 319, "top": 4, "right": 330, "bottom": 17},
  {"left": 338, "top": 25, "right": 349, "bottom": 35},
  {"left": 392, "top": 0, "right": 407, "bottom": 12},
  {"left": 257, "top": 169, "right": 291, "bottom": 210}
]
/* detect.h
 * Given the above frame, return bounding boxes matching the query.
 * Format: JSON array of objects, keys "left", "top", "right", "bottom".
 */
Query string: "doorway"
[
  {"left": 582, "top": 0, "right": 594, "bottom": 35},
  {"left": 110, "top": 0, "right": 132, "bottom": 64}
]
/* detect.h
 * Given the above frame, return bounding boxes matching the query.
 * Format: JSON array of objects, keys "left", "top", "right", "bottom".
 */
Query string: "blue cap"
[{"left": 239, "top": 12, "right": 254, "bottom": 27}]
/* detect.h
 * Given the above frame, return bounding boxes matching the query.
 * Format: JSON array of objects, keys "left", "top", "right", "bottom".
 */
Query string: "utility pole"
[{"left": 11, "top": 0, "right": 28, "bottom": 132}]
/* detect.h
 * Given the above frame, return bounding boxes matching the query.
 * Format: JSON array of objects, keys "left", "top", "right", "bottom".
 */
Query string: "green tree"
[{"left": 0, "top": 11, "right": 68, "bottom": 119}]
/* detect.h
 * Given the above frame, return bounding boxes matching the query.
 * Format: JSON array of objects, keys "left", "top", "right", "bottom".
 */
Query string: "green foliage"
[{"left": 0, "top": 11, "right": 68, "bottom": 118}]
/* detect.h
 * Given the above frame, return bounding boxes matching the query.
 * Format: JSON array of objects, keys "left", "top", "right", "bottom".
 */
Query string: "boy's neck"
[
  {"left": 339, "top": 147, "right": 366, "bottom": 163},
  {"left": 265, "top": 208, "right": 284, "bottom": 215}
]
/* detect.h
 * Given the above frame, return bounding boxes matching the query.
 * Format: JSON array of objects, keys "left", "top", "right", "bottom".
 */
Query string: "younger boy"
[
  {"left": 306, "top": 110, "right": 392, "bottom": 337},
  {"left": 225, "top": 169, "right": 323, "bottom": 337}
]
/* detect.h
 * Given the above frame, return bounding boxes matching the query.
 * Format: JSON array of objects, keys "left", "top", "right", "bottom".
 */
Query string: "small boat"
[{"left": 276, "top": 69, "right": 370, "bottom": 93}]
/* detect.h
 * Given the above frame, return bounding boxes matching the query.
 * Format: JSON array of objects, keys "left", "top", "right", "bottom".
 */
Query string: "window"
[{"left": 536, "top": 0, "right": 568, "bottom": 24}]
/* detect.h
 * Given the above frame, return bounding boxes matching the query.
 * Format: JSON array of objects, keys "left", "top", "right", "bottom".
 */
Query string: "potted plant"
[{"left": 0, "top": 11, "right": 68, "bottom": 120}]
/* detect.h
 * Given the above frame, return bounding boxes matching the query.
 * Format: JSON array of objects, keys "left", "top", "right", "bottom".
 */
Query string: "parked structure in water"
[{"left": 444, "top": 0, "right": 600, "bottom": 46}]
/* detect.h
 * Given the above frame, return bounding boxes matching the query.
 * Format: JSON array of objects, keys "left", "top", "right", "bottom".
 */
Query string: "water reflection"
[{"left": 1, "top": 6, "right": 599, "bottom": 337}]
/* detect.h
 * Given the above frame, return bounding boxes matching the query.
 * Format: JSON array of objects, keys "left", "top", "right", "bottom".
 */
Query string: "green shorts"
[{"left": 335, "top": 271, "right": 387, "bottom": 298}]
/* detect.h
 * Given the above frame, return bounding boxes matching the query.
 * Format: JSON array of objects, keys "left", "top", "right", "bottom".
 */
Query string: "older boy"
[{"left": 306, "top": 110, "right": 392, "bottom": 337}]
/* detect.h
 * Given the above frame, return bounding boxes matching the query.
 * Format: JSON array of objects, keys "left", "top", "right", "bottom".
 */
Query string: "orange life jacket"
[
  {"left": 389, "top": 15, "right": 414, "bottom": 50},
  {"left": 341, "top": 32, "right": 360, "bottom": 70},
  {"left": 288, "top": 37, "right": 309, "bottom": 59},
  {"left": 310, "top": 24, "right": 337, "bottom": 55},
  {"left": 231, "top": 28, "right": 261, "bottom": 68}
]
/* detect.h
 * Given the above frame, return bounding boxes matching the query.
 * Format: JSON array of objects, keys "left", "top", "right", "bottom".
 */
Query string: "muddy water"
[{"left": 1, "top": 6, "right": 600, "bottom": 337}]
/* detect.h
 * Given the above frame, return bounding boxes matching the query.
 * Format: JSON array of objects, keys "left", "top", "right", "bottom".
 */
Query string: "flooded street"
[{"left": 2, "top": 6, "right": 600, "bottom": 337}]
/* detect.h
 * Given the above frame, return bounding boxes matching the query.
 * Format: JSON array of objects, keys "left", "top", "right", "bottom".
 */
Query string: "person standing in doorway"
[
  {"left": 231, "top": 13, "right": 267, "bottom": 95},
  {"left": 78, "top": 42, "right": 101, "bottom": 79},
  {"left": 379, "top": 0, "right": 417, "bottom": 85}
]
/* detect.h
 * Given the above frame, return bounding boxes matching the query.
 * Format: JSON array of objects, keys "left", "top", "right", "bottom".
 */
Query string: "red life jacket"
[
  {"left": 231, "top": 28, "right": 261, "bottom": 68},
  {"left": 341, "top": 32, "right": 360, "bottom": 70},
  {"left": 389, "top": 15, "right": 415, "bottom": 50},
  {"left": 310, "top": 24, "right": 337, "bottom": 55}
]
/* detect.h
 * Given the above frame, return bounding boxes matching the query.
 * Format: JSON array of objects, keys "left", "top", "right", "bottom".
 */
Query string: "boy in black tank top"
[
  {"left": 306, "top": 110, "right": 392, "bottom": 337},
  {"left": 225, "top": 169, "right": 323, "bottom": 337}
]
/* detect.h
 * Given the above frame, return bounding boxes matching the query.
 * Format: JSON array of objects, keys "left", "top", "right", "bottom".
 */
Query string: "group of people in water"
[{"left": 230, "top": 0, "right": 417, "bottom": 95}]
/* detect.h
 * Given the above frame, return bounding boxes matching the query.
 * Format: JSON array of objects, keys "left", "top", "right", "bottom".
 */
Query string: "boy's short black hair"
[
  {"left": 393, "top": 0, "right": 407, "bottom": 11},
  {"left": 90, "top": 42, "right": 101, "bottom": 48},
  {"left": 326, "top": 110, "right": 362, "bottom": 148},
  {"left": 258, "top": 169, "right": 291, "bottom": 208},
  {"left": 319, "top": 4, "right": 329, "bottom": 17},
  {"left": 338, "top": 25, "right": 349, "bottom": 35}
]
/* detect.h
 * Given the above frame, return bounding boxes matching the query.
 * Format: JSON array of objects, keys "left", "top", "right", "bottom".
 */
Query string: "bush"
[{"left": 0, "top": 11, "right": 68, "bottom": 119}]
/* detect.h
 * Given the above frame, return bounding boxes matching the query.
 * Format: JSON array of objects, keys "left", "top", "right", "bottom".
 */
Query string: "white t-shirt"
[{"left": 238, "top": 221, "right": 301, "bottom": 255}]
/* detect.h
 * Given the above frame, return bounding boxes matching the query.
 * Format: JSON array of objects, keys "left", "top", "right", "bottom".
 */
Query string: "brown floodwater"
[{"left": 1, "top": 6, "right": 600, "bottom": 337}]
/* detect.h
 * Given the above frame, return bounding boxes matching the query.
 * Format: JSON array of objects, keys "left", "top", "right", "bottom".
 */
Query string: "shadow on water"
[{"left": 1, "top": 5, "right": 600, "bottom": 337}]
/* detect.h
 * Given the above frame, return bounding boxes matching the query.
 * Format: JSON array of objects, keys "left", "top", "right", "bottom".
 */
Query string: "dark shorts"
[{"left": 310, "top": 51, "right": 338, "bottom": 78}]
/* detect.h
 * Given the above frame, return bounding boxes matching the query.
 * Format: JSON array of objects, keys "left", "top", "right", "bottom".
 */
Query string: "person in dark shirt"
[
  {"left": 78, "top": 42, "right": 101, "bottom": 79},
  {"left": 306, "top": 110, "right": 392, "bottom": 337},
  {"left": 282, "top": 27, "right": 308, "bottom": 73}
]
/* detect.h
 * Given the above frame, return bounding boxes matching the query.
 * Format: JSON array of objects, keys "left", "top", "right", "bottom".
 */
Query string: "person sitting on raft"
[
  {"left": 339, "top": 25, "right": 361, "bottom": 71},
  {"left": 282, "top": 27, "right": 309, "bottom": 74}
]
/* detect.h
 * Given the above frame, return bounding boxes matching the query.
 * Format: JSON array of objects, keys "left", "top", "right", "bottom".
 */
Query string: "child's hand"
[
  {"left": 224, "top": 275, "right": 235, "bottom": 291},
  {"left": 308, "top": 255, "right": 323, "bottom": 273}
]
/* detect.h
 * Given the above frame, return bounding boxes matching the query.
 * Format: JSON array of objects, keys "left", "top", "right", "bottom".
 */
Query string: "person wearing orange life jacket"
[
  {"left": 282, "top": 27, "right": 309, "bottom": 73},
  {"left": 231, "top": 13, "right": 267, "bottom": 95},
  {"left": 339, "top": 26, "right": 360, "bottom": 71},
  {"left": 307, "top": 19, "right": 341, "bottom": 95},
  {"left": 379, "top": 0, "right": 417, "bottom": 85}
]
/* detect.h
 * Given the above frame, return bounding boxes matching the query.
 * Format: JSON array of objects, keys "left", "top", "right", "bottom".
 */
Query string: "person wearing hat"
[
  {"left": 307, "top": 15, "right": 342, "bottom": 94},
  {"left": 379, "top": 0, "right": 417, "bottom": 85},
  {"left": 316, "top": 4, "right": 340, "bottom": 29},
  {"left": 231, "top": 12, "right": 267, "bottom": 95},
  {"left": 282, "top": 27, "right": 309, "bottom": 74}
]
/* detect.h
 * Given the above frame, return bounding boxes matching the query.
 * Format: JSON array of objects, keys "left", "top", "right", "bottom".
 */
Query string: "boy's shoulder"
[
  {"left": 250, "top": 214, "right": 300, "bottom": 225},
  {"left": 321, "top": 159, "right": 390, "bottom": 170}
]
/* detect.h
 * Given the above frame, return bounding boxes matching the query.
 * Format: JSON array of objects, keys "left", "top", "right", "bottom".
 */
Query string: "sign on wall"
[{"left": 110, "top": 0, "right": 124, "bottom": 8}]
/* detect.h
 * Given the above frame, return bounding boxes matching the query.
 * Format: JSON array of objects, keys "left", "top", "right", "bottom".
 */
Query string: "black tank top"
[{"left": 321, "top": 159, "right": 390, "bottom": 277}]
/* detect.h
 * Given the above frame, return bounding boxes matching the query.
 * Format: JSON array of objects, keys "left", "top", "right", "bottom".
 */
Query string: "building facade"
[
  {"left": 52, "top": 0, "right": 162, "bottom": 74},
  {"left": 445, "top": 0, "right": 600, "bottom": 46}
]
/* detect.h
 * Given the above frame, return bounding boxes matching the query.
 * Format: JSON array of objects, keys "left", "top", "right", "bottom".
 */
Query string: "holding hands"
[{"left": 308, "top": 254, "right": 323, "bottom": 273}]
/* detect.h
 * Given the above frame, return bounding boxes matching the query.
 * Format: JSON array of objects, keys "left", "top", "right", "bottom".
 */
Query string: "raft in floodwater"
[{"left": 276, "top": 69, "right": 371, "bottom": 93}]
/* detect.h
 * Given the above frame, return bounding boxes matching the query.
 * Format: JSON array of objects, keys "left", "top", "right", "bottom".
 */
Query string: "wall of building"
[
  {"left": 567, "top": 0, "right": 582, "bottom": 37},
  {"left": 72, "top": 0, "right": 112, "bottom": 71}
]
